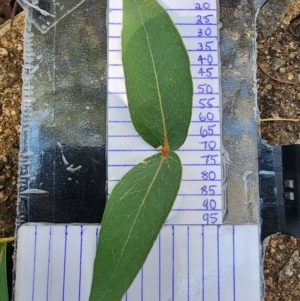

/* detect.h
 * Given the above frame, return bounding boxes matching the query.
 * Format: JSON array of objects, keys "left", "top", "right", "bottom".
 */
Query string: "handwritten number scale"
[{"left": 108, "top": 0, "right": 222, "bottom": 225}]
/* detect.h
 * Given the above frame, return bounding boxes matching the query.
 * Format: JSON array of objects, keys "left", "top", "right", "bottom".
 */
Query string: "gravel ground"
[{"left": 0, "top": 12, "right": 24, "bottom": 238}]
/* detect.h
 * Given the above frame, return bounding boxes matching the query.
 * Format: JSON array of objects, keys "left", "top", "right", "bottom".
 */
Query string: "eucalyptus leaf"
[
  {"left": 0, "top": 243, "right": 8, "bottom": 301},
  {"left": 89, "top": 152, "right": 182, "bottom": 301},
  {"left": 122, "top": 0, "right": 193, "bottom": 152}
]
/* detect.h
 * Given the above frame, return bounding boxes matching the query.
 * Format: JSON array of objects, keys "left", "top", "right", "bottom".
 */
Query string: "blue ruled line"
[
  {"left": 109, "top": 22, "right": 218, "bottom": 26},
  {"left": 78, "top": 226, "right": 83, "bottom": 301},
  {"left": 32, "top": 226, "right": 37, "bottom": 301},
  {"left": 107, "top": 193, "right": 221, "bottom": 197},
  {"left": 172, "top": 226, "right": 175, "bottom": 301},
  {"left": 165, "top": 224, "right": 222, "bottom": 226},
  {"left": 95, "top": 227, "right": 99, "bottom": 245},
  {"left": 108, "top": 92, "right": 220, "bottom": 95},
  {"left": 62, "top": 226, "right": 68, "bottom": 301},
  {"left": 202, "top": 226, "right": 205, "bottom": 301},
  {"left": 109, "top": 35, "right": 217, "bottom": 39},
  {"left": 109, "top": 63, "right": 219, "bottom": 67},
  {"left": 108, "top": 148, "right": 220, "bottom": 152},
  {"left": 109, "top": 77, "right": 219, "bottom": 80},
  {"left": 233, "top": 226, "right": 236, "bottom": 301},
  {"left": 217, "top": 226, "right": 220, "bottom": 301},
  {"left": 108, "top": 120, "right": 220, "bottom": 123},
  {"left": 159, "top": 234, "right": 161, "bottom": 301},
  {"left": 108, "top": 134, "right": 220, "bottom": 138},
  {"left": 108, "top": 8, "right": 217, "bottom": 11},
  {"left": 141, "top": 267, "right": 144, "bottom": 301},
  {"left": 108, "top": 179, "right": 221, "bottom": 182},
  {"left": 187, "top": 227, "right": 190, "bottom": 301},
  {"left": 108, "top": 164, "right": 221, "bottom": 167},
  {"left": 109, "top": 49, "right": 218, "bottom": 52},
  {"left": 46, "top": 227, "right": 52, "bottom": 301},
  {"left": 172, "top": 209, "right": 222, "bottom": 211}
]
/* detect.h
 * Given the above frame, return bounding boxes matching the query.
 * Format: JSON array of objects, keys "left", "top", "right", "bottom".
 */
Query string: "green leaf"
[
  {"left": 122, "top": 0, "right": 193, "bottom": 152},
  {"left": 89, "top": 152, "right": 182, "bottom": 301},
  {"left": 0, "top": 243, "right": 8, "bottom": 301}
]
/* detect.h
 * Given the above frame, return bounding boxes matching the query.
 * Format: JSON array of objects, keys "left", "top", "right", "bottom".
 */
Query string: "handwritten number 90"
[{"left": 203, "top": 199, "right": 217, "bottom": 210}]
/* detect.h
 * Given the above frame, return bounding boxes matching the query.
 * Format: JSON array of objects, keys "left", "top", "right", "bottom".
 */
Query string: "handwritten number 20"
[{"left": 195, "top": 3, "right": 211, "bottom": 10}]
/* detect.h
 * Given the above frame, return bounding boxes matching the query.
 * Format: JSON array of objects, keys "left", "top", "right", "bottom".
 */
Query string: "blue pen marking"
[
  {"left": 31, "top": 226, "right": 37, "bottom": 301},
  {"left": 46, "top": 227, "right": 52, "bottom": 301},
  {"left": 62, "top": 226, "right": 68, "bottom": 301},
  {"left": 78, "top": 226, "right": 83, "bottom": 301}
]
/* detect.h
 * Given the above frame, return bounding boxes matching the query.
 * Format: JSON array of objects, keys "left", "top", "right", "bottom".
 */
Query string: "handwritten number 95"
[{"left": 203, "top": 213, "right": 218, "bottom": 224}]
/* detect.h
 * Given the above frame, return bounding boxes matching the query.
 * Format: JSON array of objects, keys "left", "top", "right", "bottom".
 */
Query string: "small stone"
[
  {"left": 279, "top": 250, "right": 300, "bottom": 282},
  {"left": 265, "top": 84, "right": 272, "bottom": 90},
  {"left": 288, "top": 73, "right": 294, "bottom": 81},
  {"left": 265, "top": 277, "right": 273, "bottom": 286},
  {"left": 3, "top": 156, "right": 7, "bottom": 163},
  {"left": 278, "top": 244, "right": 285, "bottom": 251},
  {"left": 290, "top": 51, "right": 298, "bottom": 59},
  {"left": 0, "top": 192, "right": 8, "bottom": 203},
  {"left": 289, "top": 42, "right": 295, "bottom": 49},
  {"left": 16, "top": 44, "right": 23, "bottom": 51},
  {"left": 287, "top": 124, "right": 293, "bottom": 132},
  {"left": 0, "top": 176, "right": 5, "bottom": 184},
  {"left": 270, "top": 58, "right": 285, "bottom": 71},
  {"left": 11, "top": 110, "right": 16, "bottom": 116},
  {"left": 0, "top": 48, "right": 8, "bottom": 56},
  {"left": 279, "top": 67, "right": 286, "bottom": 74},
  {"left": 270, "top": 239, "right": 277, "bottom": 248}
]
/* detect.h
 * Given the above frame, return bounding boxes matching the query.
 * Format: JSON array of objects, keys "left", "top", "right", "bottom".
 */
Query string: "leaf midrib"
[
  {"left": 134, "top": 0, "right": 169, "bottom": 152},
  {"left": 101, "top": 154, "right": 167, "bottom": 299}
]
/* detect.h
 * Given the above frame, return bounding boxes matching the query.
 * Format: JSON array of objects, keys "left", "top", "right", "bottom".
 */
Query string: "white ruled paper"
[
  {"left": 15, "top": 225, "right": 261, "bottom": 301},
  {"left": 107, "top": 0, "right": 223, "bottom": 225},
  {"left": 15, "top": 1, "right": 262, "bottom": 300}
]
